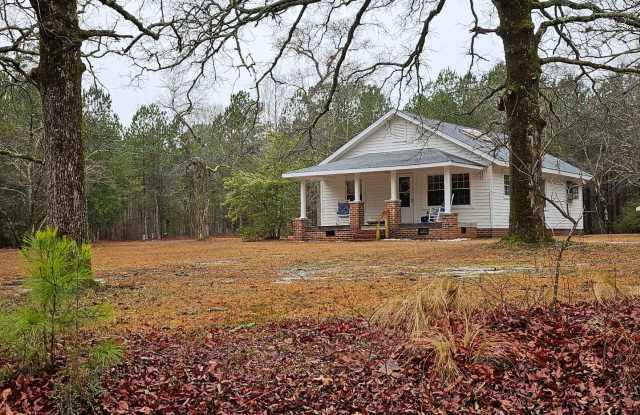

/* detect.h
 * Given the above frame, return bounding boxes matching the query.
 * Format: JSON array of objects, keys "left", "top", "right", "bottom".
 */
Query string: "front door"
[{"left": 399, "top": 175, "right": 413, "bottom": 223}]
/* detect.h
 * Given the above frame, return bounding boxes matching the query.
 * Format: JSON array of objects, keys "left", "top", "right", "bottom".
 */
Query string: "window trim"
[
  {"left": 566, "top": 181, "right": 579, "bottom": 202},
  {"left": 345, "top": 179, "right": 363, "bottom": 202},
  {"left": 427, "top": 174, "right": 445, "bottom": 207},
  {"left": 451, "top": 173, "right": 471, "bottom": 206},
  {"left": 504, "top": 174, "right": 511, "bottom": 196}
]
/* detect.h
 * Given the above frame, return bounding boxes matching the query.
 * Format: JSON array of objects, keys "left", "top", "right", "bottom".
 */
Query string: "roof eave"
[
  {"left": 542, "top": 168, "right": 593, "bottom": 181},
  {"left": 282, "top": 161, "right": 484, "bottom": 179}
]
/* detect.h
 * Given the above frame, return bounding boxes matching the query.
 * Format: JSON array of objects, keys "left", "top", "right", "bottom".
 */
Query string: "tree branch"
[
  {"left": 97, "top": 0, "right": 161, "bottom": 40},
  {"left": 540, "top": 56, "right": 640, "bottom": 74},
  {"left": 0, "top": 148, "right": 43, "bottom": 164}
]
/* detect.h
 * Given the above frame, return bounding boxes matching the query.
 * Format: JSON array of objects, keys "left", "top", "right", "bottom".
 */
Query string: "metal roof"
[
  {"left": 398, "top": 111, "right": 588, "bottom": 177},
  {"left": 283, "top": 111, "right": 591, "bottom": 179},
  {"left": 283, "top": 148, "right": 484, "bottom": 178}
]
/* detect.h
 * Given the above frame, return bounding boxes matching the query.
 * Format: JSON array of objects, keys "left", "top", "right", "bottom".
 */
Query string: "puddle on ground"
[{"left": 0, "top": 278, "right": 30, "bottom": 296}]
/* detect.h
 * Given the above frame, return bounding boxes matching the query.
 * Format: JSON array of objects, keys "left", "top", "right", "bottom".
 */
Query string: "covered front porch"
[{"left": 287, "top": 161, "right": 482, "bottom": 241}]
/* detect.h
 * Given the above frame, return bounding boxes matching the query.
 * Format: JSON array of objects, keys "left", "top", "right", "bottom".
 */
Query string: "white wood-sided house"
[{"left": 283, "top": 110, "right": 592, "bottom": 241}]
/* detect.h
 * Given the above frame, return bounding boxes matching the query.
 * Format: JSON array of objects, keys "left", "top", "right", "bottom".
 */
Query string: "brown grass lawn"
[{"left": 1, "top": 235, "right": 639, "bottom": 332}]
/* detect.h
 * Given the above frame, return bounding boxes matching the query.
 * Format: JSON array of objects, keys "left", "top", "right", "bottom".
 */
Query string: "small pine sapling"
[{"left": 0, "top": 228, "right": 122, "bottom": 412}]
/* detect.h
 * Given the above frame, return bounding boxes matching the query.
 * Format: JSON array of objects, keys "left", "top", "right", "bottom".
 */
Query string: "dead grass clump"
[
  {"left": 373, "top": 278, "right": 517, "bottom": 382},
  {"left": 410, "top": 316, "right": 515, "bottom": 382},
  {"left": 371, "top": 277, "right": 478, "bottom": 339}
]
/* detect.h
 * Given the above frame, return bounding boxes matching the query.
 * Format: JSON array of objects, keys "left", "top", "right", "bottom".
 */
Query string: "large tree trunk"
[
  {"left": 188, "top": 158, "right": 210, "bottom": 240},
  {"left": 494, "top": 1, "right": 550, "bottom": 243},
  {"left": 31, "top": 0, "right": 88, "bottom": 242}
]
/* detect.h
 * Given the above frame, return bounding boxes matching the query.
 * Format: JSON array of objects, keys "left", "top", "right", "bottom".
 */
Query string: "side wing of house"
[{"left": 491, "top": 166, "right": 584, "bottom": 232}]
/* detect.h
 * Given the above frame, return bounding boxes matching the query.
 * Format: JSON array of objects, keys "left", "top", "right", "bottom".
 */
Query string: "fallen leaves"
[{"left": 2, "top": 299, "right": 639, "bottom": 414}]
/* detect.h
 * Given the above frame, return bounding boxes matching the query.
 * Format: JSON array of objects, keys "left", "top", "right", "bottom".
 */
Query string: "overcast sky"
[{"left": 89, "top": 1, "right": 503, "bottom": 125}]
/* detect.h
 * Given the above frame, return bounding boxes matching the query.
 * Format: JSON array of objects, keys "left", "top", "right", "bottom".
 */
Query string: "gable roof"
[
  {"left": 318, "top": 110, "right": 591, "bottom": 180},
  {"left": 282, "top": 148, "right": 484, "bottom": 178}
]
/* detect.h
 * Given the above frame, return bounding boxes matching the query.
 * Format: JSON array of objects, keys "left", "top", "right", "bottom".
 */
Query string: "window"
[
  {"left": 504, "top": 175, "right": 511, "bottom": 196},
  {"left": 345, "top": 180, "right": 363, "bottom": 201},
  {"left": 452, "top": 173, "right": 471, "bottom": 205},
  {"left": 346, "top": 180, "right": 355, "bottom": 201},
  {"left": 427, "top": 175, "right": 444, "bottom": 206},
  {"left": 566, "top": 181, "right": 579, "bottom": 201}
]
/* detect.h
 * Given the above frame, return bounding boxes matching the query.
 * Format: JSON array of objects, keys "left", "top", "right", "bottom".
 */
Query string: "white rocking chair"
[{"left": 425, "top": 206, "right": 443, "bottom": 223}]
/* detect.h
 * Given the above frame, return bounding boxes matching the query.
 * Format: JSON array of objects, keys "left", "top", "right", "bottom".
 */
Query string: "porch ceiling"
[{"left": 282, "top": 149, "right": 484, "bottom": 179}]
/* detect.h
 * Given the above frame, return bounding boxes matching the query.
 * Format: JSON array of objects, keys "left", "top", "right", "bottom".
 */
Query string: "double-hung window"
[
  {"left": 452, "top": 173, "right": 471, "bottom": 205},
  {"left": 427, "top": 175, "right": 444, "bottom": 206},
  {"left": 504, "top": 175, "right": 511, "bottom": 196},
  {"left": 566, "top": 181, "right": 579, "bottom": 202}
]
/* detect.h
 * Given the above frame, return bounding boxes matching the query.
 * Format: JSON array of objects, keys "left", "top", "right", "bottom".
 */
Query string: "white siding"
[
  {"left": 316, "top": 114, "right": 585, "bottom": 231},
  {"left": 544, "top": 176, "right": 584, "bottom": 230},
  {"left": 452, "top": 169, "right": 492, "bottom": 228},
  {"left": 319, "top": 176, "right": 345, "bottom": 226},
  {"left": 363, "top": 173, "right": 391, "bottom": 223},
  {"left": 410, "top": 168, "right": 492, "bottom": 228},
  {"left": 491, "top": 166, "right": 511, "bottom": 229},
  {"left": 413, "top": 172, "right": 426, "bottom": 223},
  {"left": 340, "top": 117, "right": 489, "bottom": 166},
  {"left": 489, "top": 167, "right": 584, "bottom": 230}
]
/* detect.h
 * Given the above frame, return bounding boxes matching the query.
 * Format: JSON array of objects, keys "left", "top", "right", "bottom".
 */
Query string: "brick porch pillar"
[
  {"left": 384, "top": 200, "right": 401, "bottom": 237},
  {"left": 291, "top": 218, "right": 307, "bottom": 241},
  {"left": 349, "top": 201, "right": 364, "bottom": 234},
  {"left": 439, "top": 213, "right": 460, "bottom": 239}
]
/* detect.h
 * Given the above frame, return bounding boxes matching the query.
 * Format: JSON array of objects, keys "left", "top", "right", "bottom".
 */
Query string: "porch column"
[
  {"left": 385, "top": 170, "right": 401, "bottom": 238},
  {"left": 390, "top": 170, "right": 399, "bottom": 200},
  {"left": 354, "top": 174, "right": 361, "bottom": 202},
  {"left": 444, "top": 166, "right": 452, "bottom": 213},
  {"left": 299, "top": 180, "right": 307, "bottom": 219}
]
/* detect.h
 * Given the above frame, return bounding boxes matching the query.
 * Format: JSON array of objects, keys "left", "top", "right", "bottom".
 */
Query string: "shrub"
[
  {"left": 55, "top": 339, "right": 123, "bottom": 414},
  {"left": 614, "top": 197, "right": 640, "bottom": 233},
  {"left": 224, "top": 172, "right": 298, "bottom": 240}
]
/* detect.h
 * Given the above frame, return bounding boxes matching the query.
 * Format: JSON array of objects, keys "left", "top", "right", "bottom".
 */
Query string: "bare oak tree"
[{"left": 0, "top": 0, "right": 164, "bottom": 241}]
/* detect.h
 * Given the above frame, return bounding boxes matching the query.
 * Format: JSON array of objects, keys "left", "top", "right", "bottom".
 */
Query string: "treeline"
[
  {"left": 0, "top": 81, "right": 389, "bottom": 246},
  {"left": 2, "top": 66, "right": 640, "bottom": 246}
]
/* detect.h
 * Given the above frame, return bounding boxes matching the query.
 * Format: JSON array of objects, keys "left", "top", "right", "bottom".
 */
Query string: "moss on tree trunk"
[
  {"left": 32, "top": 0, "right": 88, "bottom": 242},
  {"left": 495, "top": 0, "right": 550, "bottom": 243}
]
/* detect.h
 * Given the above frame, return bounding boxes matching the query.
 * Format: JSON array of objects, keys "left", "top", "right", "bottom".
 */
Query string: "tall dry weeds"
[
  {"left": 372, "top": 277, "right": 518, "bottom": 382},
  {"left": 371, "top": 277, "right": 479, "bottom": 339}
]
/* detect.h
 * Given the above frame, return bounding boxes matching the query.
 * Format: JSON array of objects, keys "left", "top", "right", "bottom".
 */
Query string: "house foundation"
[{"left": 289, "top": 209, "right": 478, "bottom": 241}]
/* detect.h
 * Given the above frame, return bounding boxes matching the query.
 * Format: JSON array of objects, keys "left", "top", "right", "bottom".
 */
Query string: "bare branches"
[
  {"left": 97, "top": 0, "right": 161, "bottom": 40},
  {"left": 531, "top": 0, "right": 640, "bottom": 84},
  {"left": 0, "top": 148, "right": 43, "bottom": 164},
  {"left": 541, "top": 56, "right": 640, "bottom": 75},
  {"left": 308, "top": 0, "right": 373, "bottom": 132},
  {"left": 0, "top": 0, "right": 164, "bottom": 85}
]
